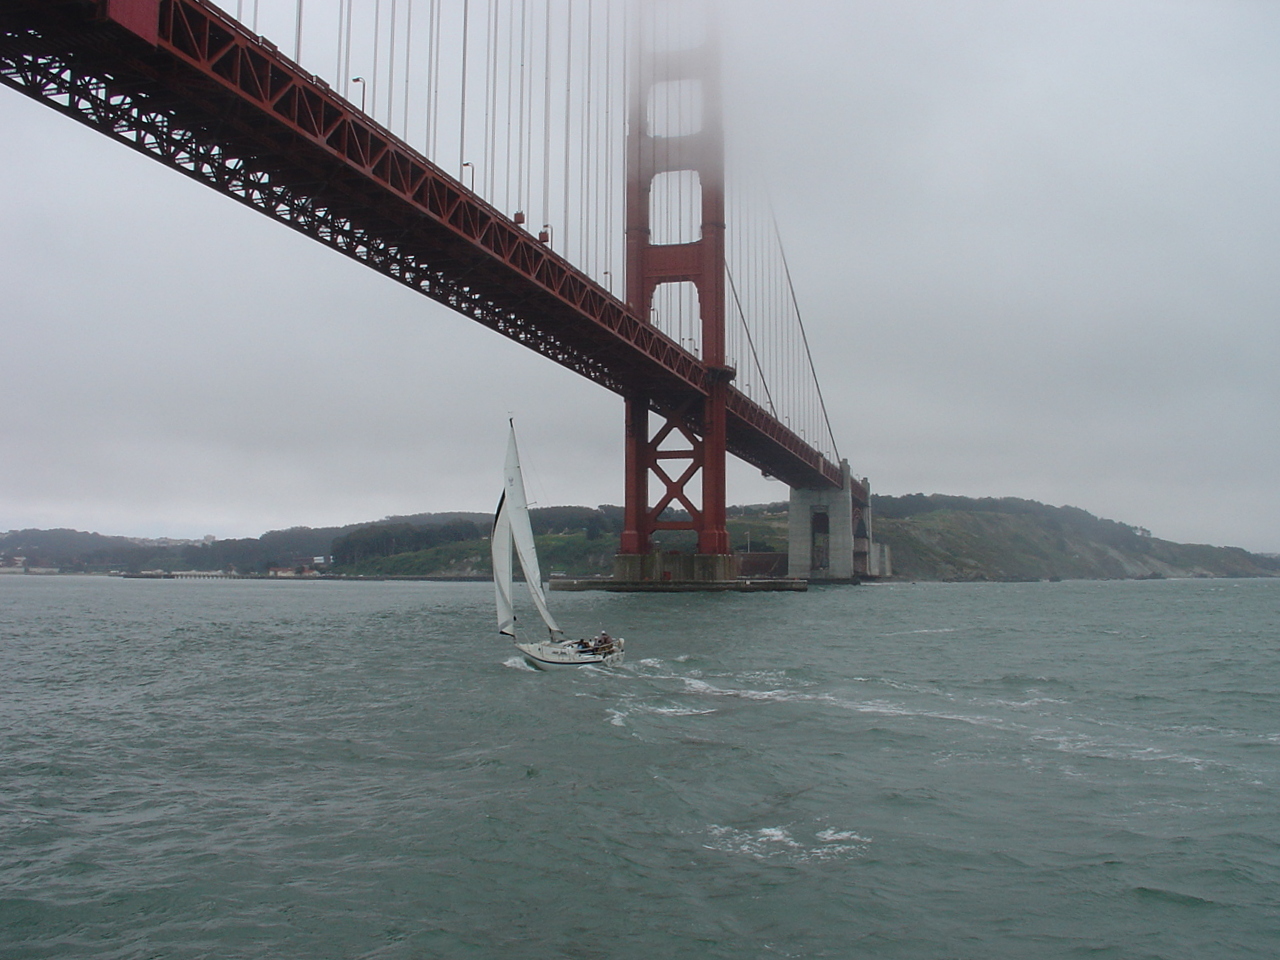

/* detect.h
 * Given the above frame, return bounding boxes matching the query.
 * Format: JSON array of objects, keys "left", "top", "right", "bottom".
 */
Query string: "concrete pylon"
[{"left": 788, "top": 461, "right": 858, "bottom": 582}]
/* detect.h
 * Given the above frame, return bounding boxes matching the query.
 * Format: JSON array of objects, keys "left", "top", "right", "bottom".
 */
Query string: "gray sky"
[{"left": 2, "top": 0, "right": 1278, "bottom": 551}]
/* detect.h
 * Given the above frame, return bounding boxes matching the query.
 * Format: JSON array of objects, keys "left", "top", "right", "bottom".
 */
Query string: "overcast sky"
[{"left": 2, "top": 0, "right": 1278, "bottom": 551}]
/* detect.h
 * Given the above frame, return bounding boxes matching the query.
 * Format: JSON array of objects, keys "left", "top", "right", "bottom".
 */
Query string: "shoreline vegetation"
[{"left": 3, "top": 495, "right": 1277, "bottom": 583}]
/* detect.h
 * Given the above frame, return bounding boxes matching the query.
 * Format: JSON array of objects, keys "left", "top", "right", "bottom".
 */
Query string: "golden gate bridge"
[{"left": 0, "top": 0, "right": 884, "bottom": 586}]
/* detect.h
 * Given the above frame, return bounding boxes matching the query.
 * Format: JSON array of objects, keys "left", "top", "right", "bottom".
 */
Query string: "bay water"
[{"left": 2, "top": 575, "right": 1278, "bottom": 958}]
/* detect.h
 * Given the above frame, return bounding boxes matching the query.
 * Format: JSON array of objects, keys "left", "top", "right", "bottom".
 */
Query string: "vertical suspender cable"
[
  {"left": 334, "top": 0, "right": 343, "bottom": 87},
  {"left": 587, "top": 2, "right": 596, "bottom": 276},
  {"left": 756, "top": 202, "right": 764, "bottom": 401},
  {"left": 424, "top": 0, "right": 437, "bottom": 155},
  {"left": 484, "top": 0, "right": 496, "bottom": 199},
  {"left": 434, "top": 0, "right": 443, "bottom": 153},
  {"left": 344, "top": 0, "right": 354, "bottom": 99},
  {"left": 459, "top": 0, "right": 471, "bottom": 177},
  {"left": 372, "top": 0, "right": 381, "bottom": 120},
  {"left": 603, "top": 0, "right": 614, "bottom": 285},
  {"left": 526, "top": 1, "right": 537, "bottom": 221},
  {"left": 617, "top": 0, "right": 629, "bottom": 297},
  {"left": 516, "top": 0, "right": 527, "bottom": 215},
  {"left": 387, "top": 0, "right": 398, "bottom": 128},
  {"left": 294, "top": 0, "right": 304, "bottom": 62},
  {"left": 601, "top": 1, "right": 609, "bottom": 277},
  {"left": 738, "top": 184, "right": 745, "bottom": 381},
  {"left": 780, "top": 219, "right": 793, "bottom": 433},
  {"left": 504, "top": 5, "right": 515, "bottom": 212},
  {"left": 402, "top": 0, "right": 414, "bottom": 137},
  {"left": 530, "top": 0, "right": 538, "bottom": 217},
  {"left": 542, "top": 0, "right": 553, "bottom": 233},
  {"left": 732, "top": 175, "right": 742, "bottom": 378},
  {"left": 578, "top": 2, "right": 588, "bottom": 273},
  {"left": 563, "top": 0, "right": 573, "bottom": 263},
  {"left": 604, "top": 0, "right": 614, "bottom": 284},
  {"left": 586, "top": 0, "right": 595, "bottom": 275}
]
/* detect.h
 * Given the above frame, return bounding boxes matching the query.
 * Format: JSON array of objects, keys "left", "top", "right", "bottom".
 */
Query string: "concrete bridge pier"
[
  {"left": 788, "top": 463, "right": 889, "bottom": 582},
  {"left": 611, "top": 551, "right": 737, "bottom": 584}
]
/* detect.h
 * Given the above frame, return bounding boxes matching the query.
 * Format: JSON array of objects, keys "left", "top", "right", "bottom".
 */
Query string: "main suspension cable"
[{"left": 771, "top": 206, "right": 840, "bottom": 462}]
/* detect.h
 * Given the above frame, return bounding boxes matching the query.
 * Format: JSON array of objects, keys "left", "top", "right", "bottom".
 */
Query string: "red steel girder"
[{"left": 0, "top": 0, "right": 853, "bottom": 496}]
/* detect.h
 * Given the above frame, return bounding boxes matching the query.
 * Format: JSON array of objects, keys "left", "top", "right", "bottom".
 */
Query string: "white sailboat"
[{"left": 492, "top": 422, "right": 625, "bottom": 668}]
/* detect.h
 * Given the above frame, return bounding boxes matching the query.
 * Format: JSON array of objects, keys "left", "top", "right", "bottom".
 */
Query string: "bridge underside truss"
[{"left": 0, "top": 0, "right": 850, "bottom": 494}]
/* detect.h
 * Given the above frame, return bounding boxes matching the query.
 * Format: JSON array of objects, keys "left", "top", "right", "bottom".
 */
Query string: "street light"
[
  {"left": 461, "top": 161, "right": 475, "bottom": 191},
  {"left": 351, "top": 76, "right": 366, "bottom": 113}
]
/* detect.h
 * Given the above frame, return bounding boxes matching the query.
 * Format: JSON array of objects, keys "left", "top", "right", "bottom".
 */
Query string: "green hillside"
[
  {"left": 870, "top": 495, "right": 1279, "bottom": 581},
  {"left": 5, "top": 496, "right": 1275, "bottom": 581}
]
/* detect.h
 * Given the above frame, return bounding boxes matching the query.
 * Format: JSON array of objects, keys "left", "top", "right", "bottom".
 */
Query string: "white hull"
[{"left": 515, "top": 638, "right": 625, "bottom": 668}]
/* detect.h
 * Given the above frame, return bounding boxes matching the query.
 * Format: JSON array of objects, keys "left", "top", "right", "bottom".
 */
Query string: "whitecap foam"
[
  {"left": 678, "top": 677, "right": 1010, "bottom": 730},
  {"left": 704, "top": 823, "right": 870, "bottom": 862},
  {"left": 739, "top": 670, "right": 800, "bottom": 686},
  {"left": 1033, "top": 732, "right": 1221, "bottom": 770},
  {"left": 987, "top": 697, "right": 1070, "bottom": 709},
  {"left": 502, "top": 656, "right": 537, "bottom": 672},
  {"left": 681, "top": 677, "right": 793, "bottom": 702},
  {"left": 630, "top": 703, "right": 717, "bottom": 718},
  {"left": 818, "top": 693, "right": 1010, "bottom": 729},
  {"left": 756, "top": 827, "right": 800, "bottom": 847}
]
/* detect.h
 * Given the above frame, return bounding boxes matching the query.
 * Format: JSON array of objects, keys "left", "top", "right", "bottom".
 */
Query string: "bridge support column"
[
  {"left": 620, "top": 398, "right": 651, "bottom": 557},
  {"left": 699, "top": 376, "right": 731, "bottom": 557},
  {"left": 613, "top": 392, "right": 736, "bottom": 584},
  {"left": 789, "top": 461, "right": 866, "bottom": 583}
]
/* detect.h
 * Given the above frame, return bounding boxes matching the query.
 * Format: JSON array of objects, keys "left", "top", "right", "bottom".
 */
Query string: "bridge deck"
[{"left": 1, "top": 0, "right": 857, "bottom": 495}]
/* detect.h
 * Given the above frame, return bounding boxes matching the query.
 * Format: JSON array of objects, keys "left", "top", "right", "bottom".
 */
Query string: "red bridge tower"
[{"left": 617, "top": 3, "right": 735, "bottom": 583}]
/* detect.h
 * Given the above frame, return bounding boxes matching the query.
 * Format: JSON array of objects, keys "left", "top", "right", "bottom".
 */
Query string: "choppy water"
[{"left": 2, "top": 575, "right": 1279, "bottom": 959}]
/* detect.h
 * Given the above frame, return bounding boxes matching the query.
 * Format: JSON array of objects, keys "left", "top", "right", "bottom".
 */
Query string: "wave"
[
  {"left": 982, "top": 696, "right": 1070, "bottom": 709},
  {"left": 1031, "top": 732, "right": 1222, "bottom": 770},
  {"left": 602, "top": 660, "right": 1255, "bottom": 779},
  {"left": 704, "top": 823, "right": 872, "bottom": 862},
  {"left": 881, "top": 627, "right": 961, "bottom": 637},
  {"left": 1132, "top": 885, "right": 1217, "bottom": 907},
  {"left": 676, "top": 677, "right": 1011, "bottom": 729}
]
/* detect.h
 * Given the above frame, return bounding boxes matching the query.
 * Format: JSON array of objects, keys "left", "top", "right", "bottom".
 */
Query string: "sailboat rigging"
[{"left": 492, "top": 422, "right": 625, "bottom": 667}]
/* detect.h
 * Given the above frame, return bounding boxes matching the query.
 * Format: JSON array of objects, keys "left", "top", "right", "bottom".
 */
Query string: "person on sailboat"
[{"left": 574, "top": 633, "right": 605, "bottom": 652}]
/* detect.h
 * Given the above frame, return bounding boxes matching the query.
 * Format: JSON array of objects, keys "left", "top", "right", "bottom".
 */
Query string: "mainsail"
[
  {"left": 492, "top": 423, "right": 564, "bottom": 641},
  {"left": 492, "top": 496, "right": 515, "bottom": 637}
]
